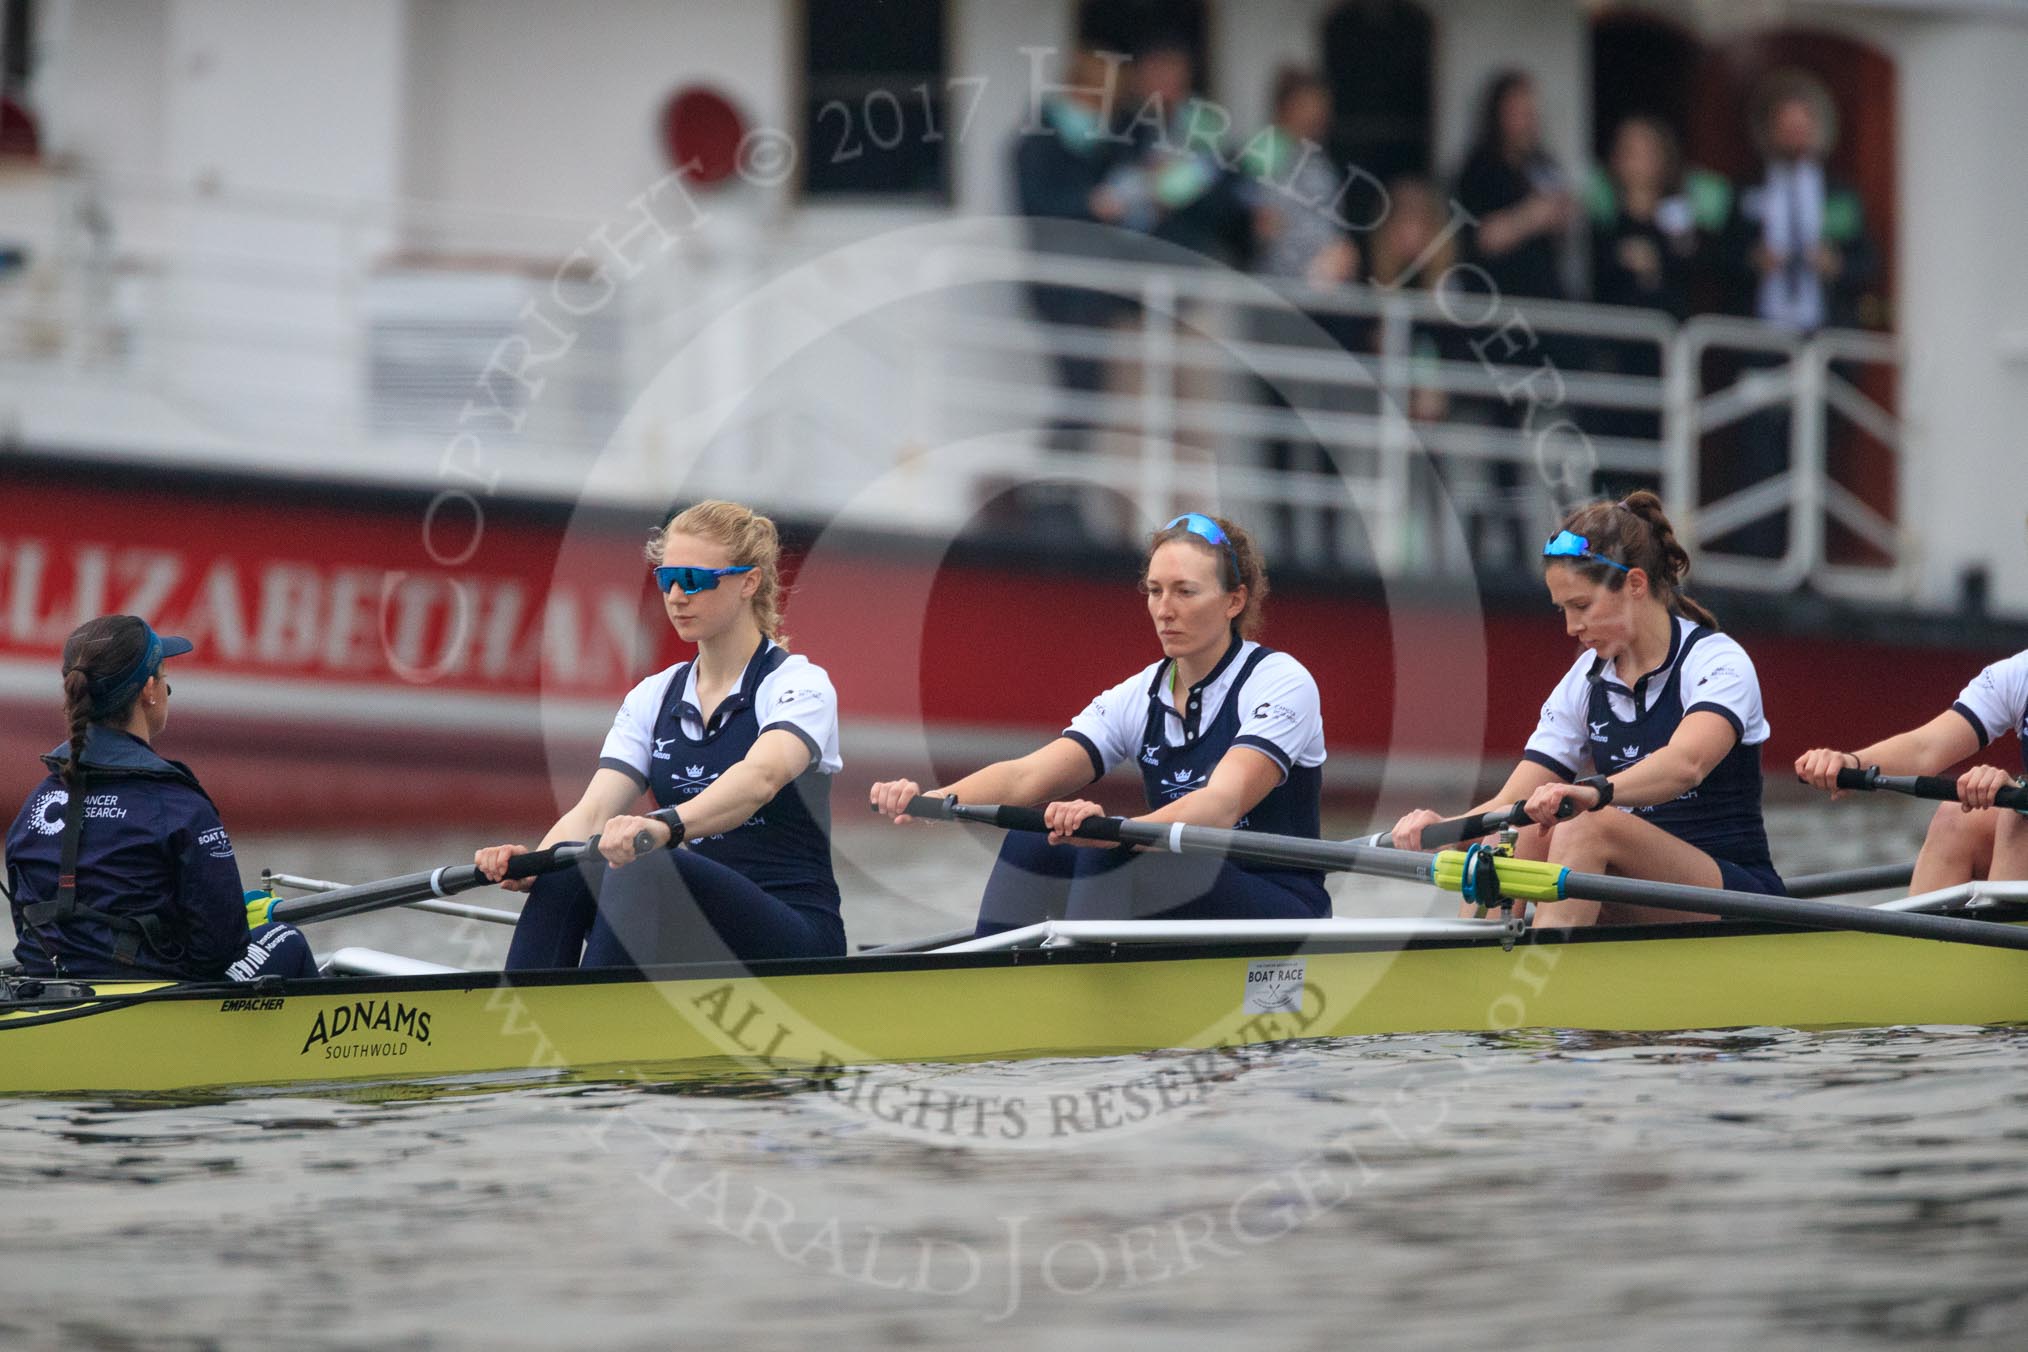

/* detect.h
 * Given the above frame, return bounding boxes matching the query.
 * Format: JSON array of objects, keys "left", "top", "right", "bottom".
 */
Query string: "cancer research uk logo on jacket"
[
  {"left": 26, "top": 790, "right": 132, "bottom": 834},
  {"left": 27, "top": 790, "right": 65, "bottom": 835}
]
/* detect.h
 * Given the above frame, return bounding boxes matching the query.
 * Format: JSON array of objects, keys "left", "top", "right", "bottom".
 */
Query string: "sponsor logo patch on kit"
[
  {"left": 28, "top": 790, "right": 67, "bottom": 835},
  {"left": 1244, "top": 958, "right": 1307, "bottom": 1015}
]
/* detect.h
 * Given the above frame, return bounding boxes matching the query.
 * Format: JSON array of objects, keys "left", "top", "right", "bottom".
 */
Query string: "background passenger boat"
[
  {"left": 4, "top": 616, "right": 317, "bottom": 981},
  {"left": 870, "top": 512, "right": 1329, "bottom": 935},
  {"left": 1795, "top": 649, "right": 2028, "bottom": 890},
  {"left": 476, "top": 501, "right": 846, "bottom": 968},
  {"left": 1390, "top": 492, "right": 1784, "bottom": 925}
]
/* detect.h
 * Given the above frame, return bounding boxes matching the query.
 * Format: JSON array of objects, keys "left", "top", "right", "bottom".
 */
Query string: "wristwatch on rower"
[{"left": 1574, "top": 774, "right": 1615, "bottom": 810}]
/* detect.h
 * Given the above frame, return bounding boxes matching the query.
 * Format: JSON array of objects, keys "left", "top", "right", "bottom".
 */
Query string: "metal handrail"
[{"left": 0, "top": 170, "right": 1908, "bottom": 594}]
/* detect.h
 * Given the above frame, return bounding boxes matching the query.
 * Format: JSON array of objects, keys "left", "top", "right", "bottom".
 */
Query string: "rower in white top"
[
  {"left": 1795, "top": 649, "right": 2028, "bottom": 889},
  {"left": 1391, "top": 491, "right": 1786, "bottom": 926},
  {"left": 869, "top": 513, "right": 1330, "bottom": 936}
]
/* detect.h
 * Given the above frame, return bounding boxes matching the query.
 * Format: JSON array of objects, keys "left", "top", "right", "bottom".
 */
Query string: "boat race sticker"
[{"left": 1243, "top": 959, "right": 1307, "bottom": 1015}]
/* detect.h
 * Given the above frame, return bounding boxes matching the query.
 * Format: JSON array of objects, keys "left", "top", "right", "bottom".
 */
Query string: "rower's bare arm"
[
  {"left": 1605, "top": 710, "right": 1735, "bottom": 807},
  {"left": 1855, "top": 712, "right": 1981, "bottom": 776},
  {"left": 541, "top": 769, "right": 648, "bottom": 848},
  {"left": 1479, "top": 760, "right": 1565, "bottom": 816},
  {"left": 1796, "top": 711, "right": 1982, "bottom": 794},
  {"left": 1138, "top": 746, "right": 1285, "bottom": 830},
  {"left": 923, "top": 738, "right": 1097, "bottom": 810},
  {"left": 673, "top": 728, "right": 811, "bottom": 839},
  {"left": 476, "top": 767, "right": 644, "bottom": 889}
]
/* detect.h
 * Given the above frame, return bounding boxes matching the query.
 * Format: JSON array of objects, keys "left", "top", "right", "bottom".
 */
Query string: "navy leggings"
[
  {"left": 225, "top": 921, "right": 318, "bottom": 980},
  {"left": 504, "top": 847, "right": 846, "bottom": 971},
  {"left": 974, "top": 833, "right": 1330, "bottom": 937}
]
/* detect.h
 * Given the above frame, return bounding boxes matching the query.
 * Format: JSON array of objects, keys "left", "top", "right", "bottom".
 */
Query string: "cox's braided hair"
[
  {"left": 58, "top": 616, "right": 152, "bottom": 788},
  {"left": 1547, "top": 490, "right": 1719, "bottom": 630}
]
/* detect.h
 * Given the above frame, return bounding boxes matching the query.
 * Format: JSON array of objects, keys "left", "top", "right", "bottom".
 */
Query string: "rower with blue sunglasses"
[
  {"left": 871, "top": 512, "right": 1332, "bottom": 932},
  {"left": 476, "top": 500, "right": 847, "bottom": 967},
  {"left": 1391, "top": 490, "right": 1785, "bottom": 922}
]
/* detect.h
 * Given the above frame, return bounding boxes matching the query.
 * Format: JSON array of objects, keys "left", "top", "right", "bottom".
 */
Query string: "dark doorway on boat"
[
  {"left": 1318, "top": 0, "right": 1433, "bottom": 224},
  {"left": 1591, "top": 9, "right": 1701, "bottom": 164},
  {"left": 1077, "top": 0, "right": 1211, "bottom": 87}
]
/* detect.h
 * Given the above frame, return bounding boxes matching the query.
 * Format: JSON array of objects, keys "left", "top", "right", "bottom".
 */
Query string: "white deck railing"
[{"left": 0, "top": 167, "right": 1908, "bottom": 595}]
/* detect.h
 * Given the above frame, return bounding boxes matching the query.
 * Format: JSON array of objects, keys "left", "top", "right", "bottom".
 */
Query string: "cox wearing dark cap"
[{"left": 5, "top": 615, "right": 320, "bottom": 981}]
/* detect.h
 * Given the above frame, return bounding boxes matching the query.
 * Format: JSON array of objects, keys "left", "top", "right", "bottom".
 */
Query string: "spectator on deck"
[
  {"left": 1012, "top": 46, "right": 1136, "bottom": 452},
  {"left": 1239, "top": 66, "right": 1361, "bottom": 565},
  {"left": 1371, "top": 176, "right": 1507, "bottom": 570},
  {"left": 1728, "top": 75, "right": 1877, "bottom": 334},
  {"left": 1721, "top": 74, "right": 1880, "bottom": 558},
  {"left": 1240, "top": 67, "right": 1358, "bottom": 290},
  {"left": 1092, "top": 38, "right": 1249, "bottom": 266},
  {"left": 1454, "top": 70, "right": 1575, "bottom": 303},
  {"left": 1366, "top": 176, "right": 1461, "bottom": 427},
  {"left": 1585, "top": 116, "right": 1704, "bottom": 454},
  {"left": 1452, "top": 69, "right": 1574, "bottom": 565},
  {"left": 1588, "top": 117, "right": 1698, "bottom": 318}
]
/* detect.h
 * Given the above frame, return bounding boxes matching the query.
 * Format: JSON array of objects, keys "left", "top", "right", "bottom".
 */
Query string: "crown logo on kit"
[
  {"left": 1619, "top": 745, "right": 1642, "bottom": 760},
  {"left": 685, "top": 765, "right": 707, "bottom": 779}
]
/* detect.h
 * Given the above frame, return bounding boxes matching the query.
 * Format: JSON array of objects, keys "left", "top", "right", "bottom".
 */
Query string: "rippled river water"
[{"left": 4, "top": 794, "right": 2027, "bottom": 1350}]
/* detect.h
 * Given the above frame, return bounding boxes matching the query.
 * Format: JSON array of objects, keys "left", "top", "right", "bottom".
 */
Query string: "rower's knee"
[
  {"left": 1923, "top": 802, "right": 1996, "bottom": 866},
  {"left": 1544, "top": 811, "right": 1611, "bottom": 866}
]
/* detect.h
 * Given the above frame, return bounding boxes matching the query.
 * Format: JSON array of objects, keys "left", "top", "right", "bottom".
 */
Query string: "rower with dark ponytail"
[
  {"left": 1548, "top": 490, "right": 1719, "bottom": 630},
  {"left": 1390, "top": 486, "right": 1788, "bottom": 925},
  {"left": 7, "top": 616, "right": 320, "bottom": 983}
]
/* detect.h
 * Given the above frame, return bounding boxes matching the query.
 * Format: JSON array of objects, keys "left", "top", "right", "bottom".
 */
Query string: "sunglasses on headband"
[
  {"left": 1543, "top": 530, "right": 1630, "bottom": 574},
  {"left": 1164, "top": 513, "right": 1240, "bottom": 579},
  {"left": 653, "top": 564, "right": 756, "bottom": 595}
]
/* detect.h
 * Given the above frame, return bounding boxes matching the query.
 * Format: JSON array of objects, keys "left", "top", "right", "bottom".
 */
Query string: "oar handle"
[
  {"left": 1416, "top": 796, "right": 1578, "bottom": 849},
  {"left": 891, "top": 795, "right": 1126, "bottom": 842},
  {"left": 501, "top": 842, "right": 582, "bottom": 880},
  {"left": 1835, "top": 766, "right": 2028, "bottom": 811}
]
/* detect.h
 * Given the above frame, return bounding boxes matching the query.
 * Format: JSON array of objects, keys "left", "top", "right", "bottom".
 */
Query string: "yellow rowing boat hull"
[{"left": 5, "top": 924, "right": 2027, "bottom": 1094}]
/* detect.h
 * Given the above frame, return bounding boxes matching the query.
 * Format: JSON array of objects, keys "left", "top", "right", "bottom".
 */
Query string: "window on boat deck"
[{"left": 799, "top": 0, "right": 949, "bottom": 200}]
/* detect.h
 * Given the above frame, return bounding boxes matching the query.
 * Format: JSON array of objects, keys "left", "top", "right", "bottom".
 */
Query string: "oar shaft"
[
  {"left": 1783, "top": 862, "right": 1916, "bottom": 899},
  {"left": 269, "top": 840, "right": 588, "bottom": 926},
  {"left": 1550, "top": 868, "right": 2028, "bottom": 952},
  {"left": 907, "top": 798, "right": 2028, "bottom": 954},
  {"left": 913, "top": 797, "right": 1438, "bottom": 885}
]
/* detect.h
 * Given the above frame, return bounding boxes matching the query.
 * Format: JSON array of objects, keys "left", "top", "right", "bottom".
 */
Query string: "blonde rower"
[{"left": 476, "top": 501, "right": 846, "bottom": 967}]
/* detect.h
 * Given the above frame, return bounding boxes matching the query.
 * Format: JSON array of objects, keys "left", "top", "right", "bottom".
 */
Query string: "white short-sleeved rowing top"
[
  {"left": 600, "top": 644, "right": 843, "bottom": 783},
  {"left": 1524, "top": 616, "right": 1770, "bottom": 780},
  {"left": 1953, "top": 649, "right": 2028, "bottom": 750},
  {"left": 1063, "top": 640, "right": 1327, "bottom": 783}
]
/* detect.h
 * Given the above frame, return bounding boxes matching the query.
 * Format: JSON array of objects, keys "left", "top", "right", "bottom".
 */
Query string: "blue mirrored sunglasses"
[
  {"left": 654, "top": 564, "right": 756, "bottom": 595},
  {"left": 1164, "top": 513, "right": 1240, "bottom": 579},
  {"left": 1543, "top": 530, "right": 1629, "bottom": 573}
]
